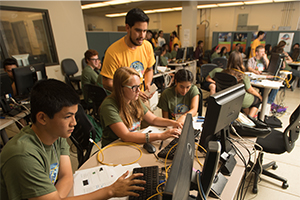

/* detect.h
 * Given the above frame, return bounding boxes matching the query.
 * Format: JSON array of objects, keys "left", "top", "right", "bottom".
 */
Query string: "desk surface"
[
  {"left": 70, "top": 135, "right": 253, "bottom": 199},
  {"left": 0, "top": 110, "right": 29, "bottom": 130}
]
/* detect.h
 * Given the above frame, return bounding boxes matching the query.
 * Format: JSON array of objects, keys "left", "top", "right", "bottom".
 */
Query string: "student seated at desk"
[
  {"left": 0, "top": 79, "right": 146, "bottom": 200},
  {"left": 99, "top": 67, "right": 182, "bottom": 147},
  {"left": 210, "top": 52, "right": 262, "bottom": 117},
  {"left": 157, "top": 69, "right": 200, "bottom": 124}
]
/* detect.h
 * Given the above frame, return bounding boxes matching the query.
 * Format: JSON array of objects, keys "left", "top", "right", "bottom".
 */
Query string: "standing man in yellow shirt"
[
  {"left": 100, "top": 8, "right": 155, "bottom": 102},
  {"left": 171, "top": 31, "right": 181, "bottom": 51},
  {"left": 249, "top": 31, "right": 265, "bottom": 58}
]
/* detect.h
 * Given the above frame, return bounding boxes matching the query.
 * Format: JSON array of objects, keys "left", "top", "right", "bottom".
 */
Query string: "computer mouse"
[{"left": 143, "top": 142, "right": 156, "bottom": 153}]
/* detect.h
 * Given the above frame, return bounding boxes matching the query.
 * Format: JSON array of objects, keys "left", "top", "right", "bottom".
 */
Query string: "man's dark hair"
[
  {"left": 147, "top": 30, "right": 153, "bottom": 35},
  {"left": 236, "top": 43, "right": 241, "bottom": 46},
  {"left": 84, "top": 49, "right": 98, "bottom": 63},
  {"left": 30, "top": 79, "right": 80, "bottom": 123},
  {"left": 256, "top": 31, "right": 265, "bottom": 38},
  {"left": 197, "top": 40, "right": 203, "bottom": 45},
  {"left": 172, "top": 31, "right": 177, "bottom": 37},
  {"left": 125, "top": 8, "right": 149, "bottom": 27},
  {"left": 3, "top": 58, "right": 18, "bottom": 70},
  {"left": 173, "top": 43, "right": 179, "bottom": 48}
]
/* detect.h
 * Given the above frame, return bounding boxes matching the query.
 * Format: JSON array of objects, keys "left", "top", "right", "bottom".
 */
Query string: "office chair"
[
  {"left": 250, "top": 104, "right": 300, "bottom": 193},
  {"left": 214, "top": 72, "right": 238, "bottom": 92},
  {"left": 197, "top": 87, "right": 203, "bottom": 117},
  {"left": 69, "top": 104, "right": 97, "bottom": 168},
  {"left": 61, "top": 58, "right": 82, "bottom": 94},
  {"left": 203, "top": 50, "right": 212, "bottom": 63},
  {"left": 211, "top": 57, "right": 228, "bottom": 69},
  {"left": 81, "top": 58, "right": 86, "bottom": 70},
  {"left": 200, "top": 64, "right": 219, "bottom": 91},
  {"left": 83, "top": 84, "right": 107, "bottom": 121}
]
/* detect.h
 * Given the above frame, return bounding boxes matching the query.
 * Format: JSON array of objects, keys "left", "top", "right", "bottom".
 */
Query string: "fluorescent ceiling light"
[
  {"left": 218, "top": 2, "right": 244, "bottom": 7},
  {"left": 273, "top": 0, "right": 298, "bottom": 2},
  {"left": 82, "top": 0, "right": 142, "bottom": 10},
  {"left": 197, "top": 4, "right": 218, "bottom": 9},
  {"left": 105, "top": 12, "right": 127, "bottom": 17},
  {"left": 244, "top": 0, "right": 273, "bottom": 4}
]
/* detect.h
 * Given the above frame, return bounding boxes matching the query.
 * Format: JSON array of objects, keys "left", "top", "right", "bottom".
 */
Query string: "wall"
[
  {"left": 83, "top": 2, "right": 300, "bottom": 51},
  {"left": 1, "top": 1, "right": 88, "bottom": 81}
]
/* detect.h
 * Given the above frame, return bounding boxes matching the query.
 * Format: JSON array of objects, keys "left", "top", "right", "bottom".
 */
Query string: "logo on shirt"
[
  {"left": 130, "top": 61, "right": 144, "bottom": 78},
  {"left": 129, "top": 121, "right": 141, "bottom": 132},
  {"left": 50, "top": 162, "right": 59, "bottom": 184}
]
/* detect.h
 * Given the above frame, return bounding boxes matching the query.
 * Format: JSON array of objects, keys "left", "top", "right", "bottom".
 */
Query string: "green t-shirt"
[
  {"left": 157, "top": 85, "right": 200, "bottom": 120},
  {"left": 211, "top": 52, "right": 221, "bottom": 60},
  {"left": 209, "top": 69, "right": 254, "bottom": 109},
  {"left": 171, "top": 50, "right": 177, "bottom": 59},
  {"left": 99, "top": 96, "right": 148, "bottom": 147},
  {"left": 0, "top": 126, "right": 70, "bottom": 200},
  {"left": 81, "top": 65, "right": 100, "bottom": 102},
  {"left": 160, "top": 55, "right": 168, "bottom": 66}
]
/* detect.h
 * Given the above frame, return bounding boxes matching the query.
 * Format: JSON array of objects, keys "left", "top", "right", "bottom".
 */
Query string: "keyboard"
[
  {"left": 157, "top": 129, "right": 201, "bottom": 160},
  {"left": 129, "top": 166, "right": 159, "bottom": 200}
]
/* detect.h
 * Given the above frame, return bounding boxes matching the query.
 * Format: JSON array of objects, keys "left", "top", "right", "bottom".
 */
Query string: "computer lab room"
[{"left": 0, "top": 1, "right": 299, "bottom": 200}]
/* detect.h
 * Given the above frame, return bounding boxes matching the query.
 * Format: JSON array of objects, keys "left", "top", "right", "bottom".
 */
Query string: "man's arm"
[
  {"left": 143, "top": 67, "right": 153, "bottom": 91},
  {"left": 55, "top": 155, "right": 73, "bottom": 198},
  {"left": 102, "top": 76, "right": 113, "bottom": 92}
]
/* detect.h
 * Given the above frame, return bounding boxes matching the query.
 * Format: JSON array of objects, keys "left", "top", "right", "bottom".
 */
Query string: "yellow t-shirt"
[
  {"left": 171, "top": 37, "right": 181, "bottom": 51},
  {"left": 249, "top": 38, "right": 261, "bottom": 59},
  {"left": 100, "top": 36, "right": 155, "bottom": 84}
]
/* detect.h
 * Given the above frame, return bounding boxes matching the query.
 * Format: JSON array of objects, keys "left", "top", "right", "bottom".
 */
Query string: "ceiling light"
[
  {"left": 218, "top": 2, "right": 244, "bottom": 7},
  {"left": 244, "top": 0, "right": 273, "bottom": 4},
  {"left": 105, "top": 12, "right": 127, "bottom": 17},
  {"left": 197, "top": 4, "right": 218, "bottom": 9},
  {"left": 273, "top": 0, "right": 298, "bottom": 2}
]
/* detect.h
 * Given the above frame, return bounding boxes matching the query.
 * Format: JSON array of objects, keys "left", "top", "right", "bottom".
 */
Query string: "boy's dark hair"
[
  {"left": 84, "top": 49, "right": 98, "bottom": 63},
  {"left": 173, "top": 43, "right": 179, "bottom": 48},
  {"left": 30, "top": 79, "right": 80, "bottom": 123},
  {"left": 174, "top": 69, "right": 194, "bottom": 83},
  {"left": 125, "top": 8, "right": 149, "bottom": 27},
  {"left": 197, "top": 40, "right": 203, "bottom": 45},
  {"left": 256, "top": 31, "right": 265, "bottom": 38},
  {"left": 3, "top": 58, "right": 18, "bottom": 70},
  {"left": 158, "top": 30, "right": 163, "bottom": 35},
  {"left": 172, "top": 31, "right": 177, "bottom": 37}
]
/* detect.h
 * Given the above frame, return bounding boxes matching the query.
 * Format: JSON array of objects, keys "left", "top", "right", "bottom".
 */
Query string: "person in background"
[
  {"left": 247, "top": 45, "right": 269, "bottom": 75},
  {"left": 171, "top": 31, "right": 181, "bottom": 51},
  {"left": 210, "top": 52, "right": 262, "bottom": 117},
  {"left": 194, "top": 40, "right": 204, "bottom": 67},
  {"left": 211, "top": 45, "right": 221, "bottom": 60},
  {"left": 100, "top": 8, "right": 155, "bottom": 102},
  {"left": 220, "top": 47, "right": 229, "bottom": 59},
  {"left": 1, "top": 79, "right": 146, "bottom": 200},
  {"left": 249, "top": 31, "right": 265, "bottom": 58},
  {"left": 232, "top": 43, "right": 241, "bottom": 53},
  {"left": 82, "top": 49, "right": 101, "bottom": 102},
  {"left": 158, "top": 69, "right": 200, "bottom": 124},
  {"left": 151, "top": 31, "right": 158, "bottom": 48},
  {"left": 290, "top": 42, "right": 299, "bottom": 58},
  {"left": 3, "top": 58, "right": 18, "bottom": 96},
  {"left": 160, "top": 44, "right": 172, "bottom": 66},
  {"left": 291, "top": 47, "right": 300, "bottom": 61},
  {"left": 265, "top": 44, "right": 272, "bottom": 57},
  {"left": 277, "top": 40, "right": 293, "bottom": 64},
  {"left": 157, "top": 30, "right": 166, "bottom": 47},
  {"left": 171, "top": 43, "right": 179, "bottom": 59},
  {"left": 146, "top": 30, "right": 155, "bottom": 49},
  {"left": 99, "top": 67, "right": 182, "bottom": 147}
]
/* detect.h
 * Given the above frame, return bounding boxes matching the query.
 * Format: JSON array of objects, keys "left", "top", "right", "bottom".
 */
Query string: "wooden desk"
[
  {"left": 69, "top": 135, "right": 253, "bottom": 200},
  {"left": 0, "top": 110, "right": 29, "bottom": 144}
]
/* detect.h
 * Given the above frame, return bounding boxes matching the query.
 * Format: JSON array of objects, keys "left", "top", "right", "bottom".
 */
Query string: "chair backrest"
[
  {"left": 211, "top": 57, "right": 228, "bottom": 69},
  {"left": 61, "top": 58, "right": 79, "bottom": 76},
  {"left": 81, "top": 58, "right": 86, "bottom": 70},
  {"left": 83, "top": 84, "right": 108, "bottom": 121},
  {"left": 200, "top": 64, "right": 218, "bottom": 83},
  {"left": 197, "top": 87, "right": 203, "bottom": 116},
  {"left": 214, "top": 72, "right": 238, "bottom": 92},
  {"left": 203, "top": 50, "right": 212, "bottom": 63},
  {"left": 284, "top": 104, "right": 300, "bottom": 153},
  {"left": 69, "top": 104, "right": 97, "bottom": 168}
]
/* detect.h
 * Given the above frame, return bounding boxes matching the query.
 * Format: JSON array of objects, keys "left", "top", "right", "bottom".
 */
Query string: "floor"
[{"left": 2, "top": 87, "right": 299, "bottom": 200}]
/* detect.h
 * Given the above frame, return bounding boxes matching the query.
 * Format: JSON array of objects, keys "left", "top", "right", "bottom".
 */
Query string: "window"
[{"left": 0, "top": 6, "right": 59, "bottom": 67}]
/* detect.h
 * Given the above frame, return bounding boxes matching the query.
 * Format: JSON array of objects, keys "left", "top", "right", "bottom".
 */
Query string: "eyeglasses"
[
  {"left": 89, "top": 58, "right": 100, "bottom": 62},
  {"left": 123, "top": 84, "right": 142, "bottom": 92}
]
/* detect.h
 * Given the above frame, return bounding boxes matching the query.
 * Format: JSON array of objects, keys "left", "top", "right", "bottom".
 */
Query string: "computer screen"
[
  {"left": 176, "top": 48, "right": 185, "bottom": 60},
  {"left": 199, "top": 83, "right": 245, "bottom": 153},
  {"left": 267, "top": 53, "right": 283, "bottom": 77},
  {"left": 185, "top": 46, "right": 194, "bottom": 60},
  {"left": 12, "top": 63, "right": 47, "bottom": 96},
  {"left": 0, "top": 73, "right": 13, "bottom": 96},
  {"left": 163, "top": 113, "right": 195, "bottom": 200}
]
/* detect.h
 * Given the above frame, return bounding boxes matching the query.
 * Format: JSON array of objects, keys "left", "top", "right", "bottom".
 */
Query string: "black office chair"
[
  {"left": 200, "top": 64, "right": 219, "bottom": 91},
  {"left": 81, "top": 58, "right": 86, "bottom": 70},
  {"left": 211, "top": 57, "right": 228, "bottom": 69},
  {"left": 203, "top": 50, "right": 212, "bottom": 63},
  {"left": 214, "top": 72, "right": 238, "bottom": 92},
  {"left": 61, "top": 58, "right": 82, "bottom": 94},
  {"left": 197, "top": 87, "right": 203, "bottom": 117},
  {"left": 83, "top": 84, "right": 108, "bottom": 121},
  {"left": 69, "top": 104, "right": 97, "bottom": 168},
  {"left": 250, "top": 104, "right": 300, "bottom": 193}
]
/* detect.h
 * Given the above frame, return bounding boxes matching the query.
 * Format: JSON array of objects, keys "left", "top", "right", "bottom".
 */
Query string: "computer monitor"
[
  {"left": 0, "top": 73, "right": 13, "bottom": 96},
  {"left": 12, "top": 63, "right": 47, "bottom": 97},
  {"left": 163, "top": 113, "right": 195, "bottom": 200},
  {"left": 12, "top": 54, "right": 29, "bottom": 67},
  {"left": 176, "top": 48, "right": 185, "bottom": 60},
  {"left": 185, "top": 46, "right": 194, "bottom": 60},
  {"left": 199, "top": 83, "right": 245, "bottom": 153},
  {"left": 267, "top": 52, "right": 283, "bottom": 77}
]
